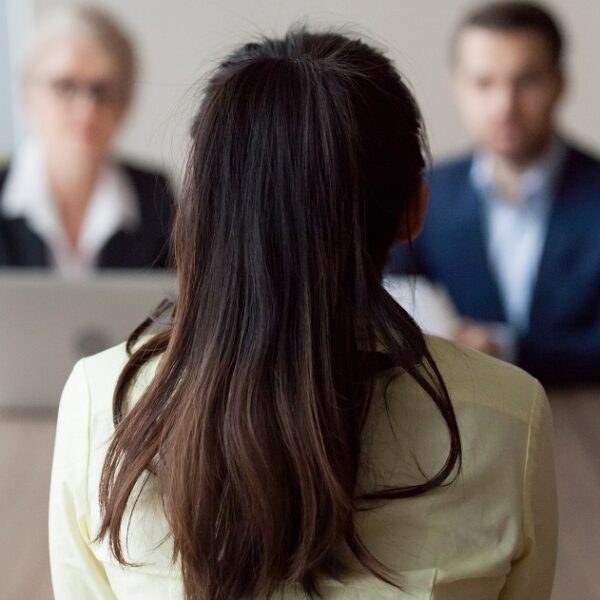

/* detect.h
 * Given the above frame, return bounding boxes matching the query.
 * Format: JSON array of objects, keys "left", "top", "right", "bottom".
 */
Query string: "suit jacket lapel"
[
  {"left": 529, "top": 146, "right": 579, "bottom": 327},
  {"left": 447, "top": 170, "right": 506, "bottom": 322}
]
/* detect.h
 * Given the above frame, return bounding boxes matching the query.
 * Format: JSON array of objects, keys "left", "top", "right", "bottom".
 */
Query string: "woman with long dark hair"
[{"left": 49, "top": 30, "right": 556, "bottom": 599}]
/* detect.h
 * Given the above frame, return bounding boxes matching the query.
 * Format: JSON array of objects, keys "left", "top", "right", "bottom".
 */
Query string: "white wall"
[
  {"left": 0, "top": 0, "right": 13, "bottom": 156},
  {"left": 1, "top": 0, "right": 34, "bottom": 157},
  {"left": 21, "top": 0, "right": 600, "bottom": 181}
]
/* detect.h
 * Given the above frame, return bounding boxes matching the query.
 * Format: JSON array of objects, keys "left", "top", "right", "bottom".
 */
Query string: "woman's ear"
[{"left": 396, "top": 177, "right": 428, "bottom": 242}]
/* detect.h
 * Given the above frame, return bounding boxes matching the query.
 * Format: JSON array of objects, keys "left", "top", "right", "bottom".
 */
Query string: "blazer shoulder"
[
  {"left": 426, "top": 154, "right": 473, "bottom": 200},
  {"left": 118, "top": 159, "right": 173, "bottom": 193},
  {"left": 428, "top": 153, "right": 473, "bottom": 181},
  {"left": 563, "top": 140, "right": 600, "bottom": 166},
  {"left": 556, "top": 141, "right": 600, "bottom": 204},
  {"left": 117, "top": 159, "right": 175, "bottom": 224},
  {"left": 563, "top": 142, "right": 600, "bottom": 178}
]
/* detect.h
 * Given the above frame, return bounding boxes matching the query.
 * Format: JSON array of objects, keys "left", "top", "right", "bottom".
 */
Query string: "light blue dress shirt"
[{"left": 470, "top": 139, "right": 567, "bottom": 336}]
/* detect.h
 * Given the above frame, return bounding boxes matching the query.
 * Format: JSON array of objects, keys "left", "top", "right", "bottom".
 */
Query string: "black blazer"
[{"left": 0, "top": 161, "right": 174, "bottom": 269}]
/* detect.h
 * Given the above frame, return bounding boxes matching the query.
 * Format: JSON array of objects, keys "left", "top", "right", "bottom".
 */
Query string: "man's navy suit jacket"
[
  {"left": 388, "top": 143, "right": 600, "bottom": 384},
  {"left": 0, "top": 162, "right": 173, "bottom": 270}
]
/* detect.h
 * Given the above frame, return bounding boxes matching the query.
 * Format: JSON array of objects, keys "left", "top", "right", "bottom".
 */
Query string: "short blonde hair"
[{"left": 23, "top": 5, "right": 138, "bottom": 107}]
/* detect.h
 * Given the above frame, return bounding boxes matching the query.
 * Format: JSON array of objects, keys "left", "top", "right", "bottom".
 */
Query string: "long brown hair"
[{"left": 97, "top": 30, "right": 461, "bottom": 600}]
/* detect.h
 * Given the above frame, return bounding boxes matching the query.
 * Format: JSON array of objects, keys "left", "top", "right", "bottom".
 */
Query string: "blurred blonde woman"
[{"left": 0, "top": 6, "right": 173, "bottom": 273}]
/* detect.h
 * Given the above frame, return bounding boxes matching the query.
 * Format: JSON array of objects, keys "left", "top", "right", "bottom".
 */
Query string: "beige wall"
[{"left": 30, "top": 0, "right": 600, "bottom": 180}]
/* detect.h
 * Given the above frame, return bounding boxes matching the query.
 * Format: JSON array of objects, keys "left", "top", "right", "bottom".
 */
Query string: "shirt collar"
[
  {"left": 0, "top": 137, "right": 140, "bottom": 273},
  {"left": 470, "top": 136, "right": 568, "bottom": 208},
  {"left": 1, "top": 138, "right": 57, "bottom": 234}
]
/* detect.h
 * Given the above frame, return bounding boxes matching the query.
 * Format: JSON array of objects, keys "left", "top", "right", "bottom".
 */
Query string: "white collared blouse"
[{"left": 1, "top": 138, "right": 139, "bottom": 276}]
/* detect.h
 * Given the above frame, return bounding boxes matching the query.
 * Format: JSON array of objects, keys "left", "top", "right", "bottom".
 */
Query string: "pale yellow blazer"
[{"left": 49, "top": 335, "right": 557, "bottom": 599}]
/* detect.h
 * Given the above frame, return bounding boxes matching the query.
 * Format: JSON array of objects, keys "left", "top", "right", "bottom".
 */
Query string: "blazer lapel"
[
  {"left": 443, "top": 174, "right": 506, "bottom": 322},
  {"left": 529, "top": 146, "right": 580, "bottom": 327}
]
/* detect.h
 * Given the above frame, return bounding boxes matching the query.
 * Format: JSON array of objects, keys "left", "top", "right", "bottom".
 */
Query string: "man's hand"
[{"left": 452, "top": 319, "right": 501, "bottom": 357}]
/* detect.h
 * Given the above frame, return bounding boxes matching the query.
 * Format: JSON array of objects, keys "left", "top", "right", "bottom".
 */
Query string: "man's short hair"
[{"left": 453, "top": 1, "right": 564, "bottom": 66}]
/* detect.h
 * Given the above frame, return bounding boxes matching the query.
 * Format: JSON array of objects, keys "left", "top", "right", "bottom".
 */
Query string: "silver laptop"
[
  {"left": 0, "top": 272, "right": 454, "bottom": 411},
  {"left": 0, "top": 270, "right": 175, "bottom": 411}
]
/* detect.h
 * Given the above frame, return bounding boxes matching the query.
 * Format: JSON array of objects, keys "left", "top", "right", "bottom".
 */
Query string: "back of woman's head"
[
  {"left": 98, "top": 29, "right": 459, "bottom": 600},
  {"left": 179, "top": 30, "right": 425, "bottom": 286}
]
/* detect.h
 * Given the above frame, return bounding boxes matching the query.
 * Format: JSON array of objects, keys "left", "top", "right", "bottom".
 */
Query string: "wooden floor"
[
  {"left": 1, "top": 388, "right": 599, "bottom": 599},
  {"left": 550, "top": 387, "right": 600, "bottom": 599},
  {"left": 0, "top": 412, "right": 55, "bottom": 600}
]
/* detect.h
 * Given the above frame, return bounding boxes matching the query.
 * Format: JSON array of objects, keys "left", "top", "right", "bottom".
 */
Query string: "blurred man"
[{"left": 388, "top": 1, "right": 600, "bottom": 384}]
